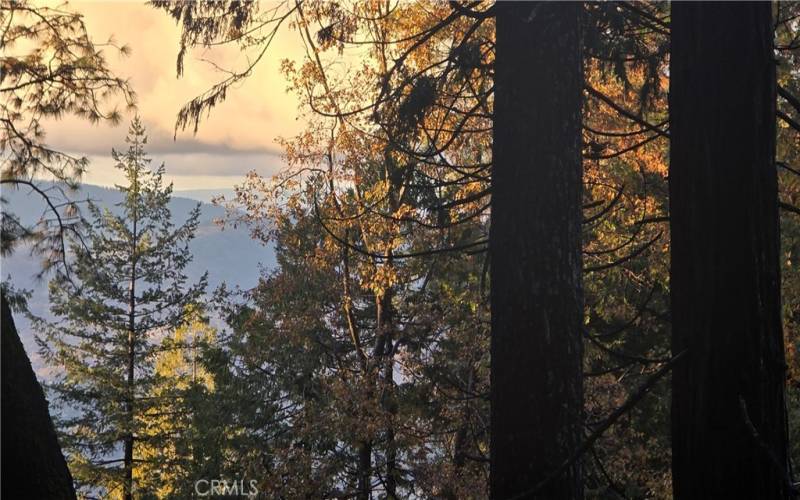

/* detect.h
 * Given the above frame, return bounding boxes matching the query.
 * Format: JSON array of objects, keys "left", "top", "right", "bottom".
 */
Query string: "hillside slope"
[{"left": 1, "top": 183, "right": 273, "bottom": 373}]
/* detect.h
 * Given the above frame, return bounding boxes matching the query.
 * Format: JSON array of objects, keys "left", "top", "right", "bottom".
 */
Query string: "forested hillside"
[
  {"left": 2, "top": 1, "right": 800, "bottom": 499},
  {"left": 3, "top": 181, "right": 271, "bottom": 369}
]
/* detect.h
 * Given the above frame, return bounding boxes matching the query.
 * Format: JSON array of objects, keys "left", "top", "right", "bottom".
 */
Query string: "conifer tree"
[
  {"left": 491, "top": 3, "right": 584, "bottom": 498},
  {"left": 670, "top": 3, "right": 790, "bottom": 498},
  {"left": 36, "top": 118, "right": 207, "bottom": 500},
  {"left": 2, "top": 4, "right": 134, "bottom": 493}
]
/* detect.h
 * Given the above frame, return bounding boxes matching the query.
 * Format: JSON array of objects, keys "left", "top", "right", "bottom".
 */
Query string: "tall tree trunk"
[
  {"left": 375, "top": 280, "right": 397, "bottom": 499},
  {"left": 490, "top": 3, "right": 584, "bottom": 499},
  {"left": 356, "top": 440, "right": 372, "bottom": 500},
  {"left": 1, "top": 292, "right": 76, "bottom": 499},
  {"left": 124, "top": 210, "right": 138, "bottom": 500},
  {"left": 442, "top": 365, "right": 475, "bottom": 500},
  {"left": 124, "top": 325, "right": 134, "bottom": 500},
  {"left": 340, "top": 237, "right": 373, "bottom": 500},
  {"left": 670, "top": 3, "right": 790, "bottom": 498}
]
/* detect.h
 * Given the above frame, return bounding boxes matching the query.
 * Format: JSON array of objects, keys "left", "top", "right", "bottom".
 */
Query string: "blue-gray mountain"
[{"left": 1, "top": 182, "right": 273, "bottom": 372}]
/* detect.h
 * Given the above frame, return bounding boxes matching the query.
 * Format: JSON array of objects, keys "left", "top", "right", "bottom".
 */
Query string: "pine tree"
[
  {"left": 1, "top": 4, "right": 134, "bottom": 494},
  {"left": 36, "top": 118, "right": 207, "bottom": 500}
]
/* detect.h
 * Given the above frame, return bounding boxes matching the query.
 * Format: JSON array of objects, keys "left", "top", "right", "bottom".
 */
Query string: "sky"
[{"left": 41, "top": 1, "right": 307, "bottom": 192}]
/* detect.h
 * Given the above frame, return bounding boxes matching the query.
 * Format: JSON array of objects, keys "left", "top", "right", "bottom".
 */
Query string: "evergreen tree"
[
  {"left": 491, "top": 3, "right": 584, "bottom": 499},
  {"left": 1, "top": 3, "right": 133, "bottom": 494},
  {"left": 1, "top": 0, "right": 135, "bottom": 266},
  {"left": 36, "top": 118, "right": 207, "bottom": 500},
  {"left": 670, "top": 3, "right": 790, "bottom": 498}
]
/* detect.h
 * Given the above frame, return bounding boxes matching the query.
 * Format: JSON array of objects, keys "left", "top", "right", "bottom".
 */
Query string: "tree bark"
[
  {"left": 490, "top": 2, "right": 584, "bottom": 499},
  {"left": 375, "top": 282, "right": 398, "bottom": 499},
  {"left": 670, "top": 3, "right": 790, "bottom": 498},
  {"left": 1, "top": 292, "right": 76, "bottom": 499},
  {"left": 124, "top": 198, "right": 138, "bottom": 500},
  {"left": 356, "top": 440, "right": 372, "bottom": 500}
]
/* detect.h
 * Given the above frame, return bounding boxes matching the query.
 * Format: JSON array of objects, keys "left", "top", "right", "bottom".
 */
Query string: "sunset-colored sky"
[{"left": 43, "top": 1, "right": 307, "bottom": 191}]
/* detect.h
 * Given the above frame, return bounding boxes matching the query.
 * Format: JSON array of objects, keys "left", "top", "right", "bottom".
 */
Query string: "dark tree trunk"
[
  {"left": 490, "top": 2, "right": 584, "bottom": 499},
  {"left": 124, "top": 209, "right": 138, "bottom": 500},
  {"left": 442, "top": 366, "right": 474, "bottom": 500},
  {"left": 356, "top": 440, "right": 372, "bottom": 500},
  {"left": 377, "top": 285, "right": 398, "bottom": 499},
  {"left": 124, "top": 326, "right": 134, "bottom": 500},
  {"left": 1, "top": 292, "right": 76, "bottom": 499},
  {"left": 670, "top": 3, "right": 790, "bottom": 498}
]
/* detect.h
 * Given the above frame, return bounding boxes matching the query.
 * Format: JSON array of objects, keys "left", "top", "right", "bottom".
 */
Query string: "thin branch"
[{"left": 507, "top": 350, "right": 686, "bottom": 500}]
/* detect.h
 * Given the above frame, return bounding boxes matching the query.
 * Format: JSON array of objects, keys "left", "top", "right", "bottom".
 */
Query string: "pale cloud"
[
  {"left": 82, "top": 151, "right": 285, "bottom": 190},
  {"left": 40, "top": 0, "right": 306, "bottom": 190}
]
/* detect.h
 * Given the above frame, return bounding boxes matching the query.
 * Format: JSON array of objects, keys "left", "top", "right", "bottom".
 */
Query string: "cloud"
[
  {"left": 48, "top": 117, "right": 283, "bottom": 157},
  {"left": 157, "top": 152, "right": 284, "bottom": 177},
  {"left": 81, "top": 150, "right": 285, "bottom": 191},
  {"left": 39, "top": 0, "right": 306, "bottom": 188}
]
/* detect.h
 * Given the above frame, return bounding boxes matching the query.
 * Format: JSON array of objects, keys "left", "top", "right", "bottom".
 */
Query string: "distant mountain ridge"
[
  {"left": 173, "top": 188, "right": 238, "bottom": 204},
  {"left": 1, "top": 182, "right": 274, "bottom": 373}
]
